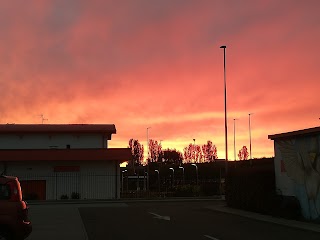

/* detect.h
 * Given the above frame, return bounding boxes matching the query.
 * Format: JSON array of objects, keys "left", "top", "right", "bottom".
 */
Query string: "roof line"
[{"left": 268, "top": 126, "right": 320, "bottom": 140}]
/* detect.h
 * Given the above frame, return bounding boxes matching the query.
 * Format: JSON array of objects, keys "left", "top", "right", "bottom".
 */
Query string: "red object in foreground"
[{"left": 0, "top": 175, "right": 32, "bottom": 240}]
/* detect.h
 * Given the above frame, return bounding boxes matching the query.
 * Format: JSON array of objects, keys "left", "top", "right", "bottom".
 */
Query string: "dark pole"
[
  {"left": 147, "top": 127, "right": 151, "bottom": 192},
  {"left": 233, "top": 118, "right": 236, "bottom": 161},
  {"left": 155, "top": 170, "right": 160, "bottom": 194},
  {"left": 233, "top": 118, "right": 239, "bottom": 162},
  {"left": 249, "top": 113, "right": 252, "bottom": 160},
  {"left": 220, "top": 45, "right": 228, "bottom": 174}
]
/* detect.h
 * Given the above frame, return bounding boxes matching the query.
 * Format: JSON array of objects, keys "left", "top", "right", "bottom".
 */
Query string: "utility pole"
[
  {"left": 220, "top": 45, "right": 228, "bottom": 174},
  {"left": 233, "top": 118, "right": 239, "bottom": 161},
  {"left": 146, "top": 127, "right": 151, "bottom": 192},
  {"left": 249, "top": 113, "right": 253, "bottom": 160}
]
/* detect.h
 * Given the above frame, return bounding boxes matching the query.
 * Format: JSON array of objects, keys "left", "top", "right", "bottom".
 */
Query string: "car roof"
[{"left": 0, "top": 175, "right": 18, "bottom": 183}]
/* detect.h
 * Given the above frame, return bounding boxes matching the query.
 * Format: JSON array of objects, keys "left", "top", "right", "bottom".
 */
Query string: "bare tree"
[
  {"left": 183, "top": 143, "right": 203, "bottom": 163},
  {"left": 238, "top": 146, "right": 249, "bottom": 160},
  {"left": 148, "top": 139, "right": 162, "bottom": 163},
  {"left": 202, "top": 140, "right": 218, "bottom": 162},
  {"left": 128, "top": 139, "right": 144, "bottom": 167}
]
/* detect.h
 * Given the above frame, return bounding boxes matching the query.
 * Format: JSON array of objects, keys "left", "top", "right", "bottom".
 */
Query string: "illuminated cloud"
[{"left": 0, "top": 0, "right": 319, "bottom": 159}]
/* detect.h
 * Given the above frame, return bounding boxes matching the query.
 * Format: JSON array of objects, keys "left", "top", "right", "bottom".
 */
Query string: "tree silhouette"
[
  {"left": 128, "top": 139, "right": 144, "bottom": 167},
  {"left": 148, "top": 139, "right": 162, "bottom": 162},
  {"left": 183, "top": 143, "right": 203, "bottom": 163},
  {"left": 161, "top": 149, "right": 183, "bottom": 165},
  {"left": 238, "top": 146, "right": 249, "bottom": 160},
  {"left": 202, "top": 140, "right": 218, "bottom": 162}
]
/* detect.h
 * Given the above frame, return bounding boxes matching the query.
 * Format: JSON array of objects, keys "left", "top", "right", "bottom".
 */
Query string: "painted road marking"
[
  {"left": 204, "top": 235, "right": 220, "bottom": 240},
  {"left": 148, "top": 212, "right": 171, "bottom": 221}
]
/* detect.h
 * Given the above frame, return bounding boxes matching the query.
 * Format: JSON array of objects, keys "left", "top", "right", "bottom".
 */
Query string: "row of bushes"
[{"left": 60, "top": 192, "right": 80, "bottom": 200}]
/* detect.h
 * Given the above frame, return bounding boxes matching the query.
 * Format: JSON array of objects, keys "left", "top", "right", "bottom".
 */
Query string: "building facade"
[
  {"left": 269, "top": 126, "right": 320, "bottom": 220},
  {"left": 0, "top": 124, "right": 131, "bottom": 200}
]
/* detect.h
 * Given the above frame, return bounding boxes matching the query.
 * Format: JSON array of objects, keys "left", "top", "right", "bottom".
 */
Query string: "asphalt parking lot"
[{"left": 26, "top": 199, "right": 320, "bottom": 240}]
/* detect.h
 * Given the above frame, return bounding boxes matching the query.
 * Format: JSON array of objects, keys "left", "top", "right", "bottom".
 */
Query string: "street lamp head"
[
  {"left": 220, "top": 45, "right": 226, "bottom": 49},
  {"left": 179, "top": 166, "right": 184, "bottom": 169}
]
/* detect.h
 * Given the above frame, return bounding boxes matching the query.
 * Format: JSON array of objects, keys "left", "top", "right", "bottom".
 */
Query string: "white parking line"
[
  {"left": 148, "top": 212, "right": 171, "bottom": 221},
  {"left": 204, "top": 235, "right": 220, "bottom": 240}
]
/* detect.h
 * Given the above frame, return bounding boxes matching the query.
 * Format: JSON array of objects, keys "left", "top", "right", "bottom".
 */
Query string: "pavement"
[
  {"left": 25, "top": 198, "right": 320, "bottom": 240},
  {"left": 206, "top": 204, "right": 320, "bottom": 234}
]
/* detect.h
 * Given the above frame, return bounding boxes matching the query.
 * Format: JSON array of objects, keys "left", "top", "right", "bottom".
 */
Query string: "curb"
[
  {"left": 206, "top": 204, "right": 320, "bottom": 233},
  {"left": 27, "top": 196, "right": 225, "bottom": 205}
]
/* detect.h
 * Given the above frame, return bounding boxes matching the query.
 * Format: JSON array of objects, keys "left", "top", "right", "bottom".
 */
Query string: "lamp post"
[
  {"left": 233, "top": 118, "right": 239, "bottom": 161},
  {"left": 155, "top": 170, "right": 160, "bottom": 194},
  {"left": 191, "top": 164, "right": 198, "bottom": 185},
  {"left": 220, "top": 45, "right": 228, "bottom": 174},
  {"left": 169, "top": 167, "right": 175, "bottom": 187},
  {"left": 146, "top": 127, "right": 151, "bottom": 191},
  {"left": 249, "top": 113, "right": 253, "bottom": 160},
  {"left": 179, "top": 166, "right": 185, "bottom": 184},
  {"left": 121, "top": 170, "right": 127, "bottom": 193},
  {"left": 144, "top": 171, "right": 148, "bottom": 191},
  {"left": 193, "top": 139, "right": 196, "bottom": 162},
  {"left": 147, "top": 127, "right": 151, "bottom": 161}
]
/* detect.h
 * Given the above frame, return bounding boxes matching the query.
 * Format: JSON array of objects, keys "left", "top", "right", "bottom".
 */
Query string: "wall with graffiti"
[{"left": 274, "top": 134, "right": 320, "bottom": 220}]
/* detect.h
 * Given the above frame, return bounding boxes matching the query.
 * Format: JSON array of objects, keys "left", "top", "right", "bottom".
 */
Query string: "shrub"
[
  {"left": 60, "top": 194, "right": 69, "bottom": 200},
  {"left": 71, "top": 192, "right": 80, "bottom": 199}
]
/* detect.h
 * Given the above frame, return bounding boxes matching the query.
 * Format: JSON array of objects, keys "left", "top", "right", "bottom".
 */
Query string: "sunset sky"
[{"left": 1, "top": 0, "right": 319, "bottom": 160}]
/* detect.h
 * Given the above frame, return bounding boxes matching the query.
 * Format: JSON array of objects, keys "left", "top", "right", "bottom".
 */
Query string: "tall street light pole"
[
  {"left": 220, "top": 45, "right": 228, "bottom": 173},
  {"left": 147, "top": 127, "right": 151, "bottom": 161},
  {"left": 147, "top": 127, "right": 151, "bottom": 192},
  {"left": 248, "top": 113, "right": 253, "bottom": 160},
  {"left": 233, "top": 118, "right": 239, "bottom": 161},
  {"left": 193, "top": 139, "right": 196, "bottom": 162}
]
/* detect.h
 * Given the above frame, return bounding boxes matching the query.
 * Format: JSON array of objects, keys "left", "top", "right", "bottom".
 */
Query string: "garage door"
[{"left": 20, "top": 180, "right": 46, "bottom": 200}]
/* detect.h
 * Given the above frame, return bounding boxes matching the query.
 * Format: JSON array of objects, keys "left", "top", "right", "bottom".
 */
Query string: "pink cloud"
[{"left": 0, "top": 1, "right": 319, "bottom": 159}]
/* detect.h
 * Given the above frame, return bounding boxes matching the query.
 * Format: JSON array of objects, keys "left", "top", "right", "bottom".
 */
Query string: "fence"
[
  {"left": 11, "top": 171, "right": 223, "bottom": 200},
  {"left": 121, "top": 176, "right": 224, "bottom": 198}
]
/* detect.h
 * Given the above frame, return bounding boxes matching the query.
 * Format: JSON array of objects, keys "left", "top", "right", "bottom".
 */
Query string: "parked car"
[{"left": 0, "top": 175, "right": 32, "bottom": 240}]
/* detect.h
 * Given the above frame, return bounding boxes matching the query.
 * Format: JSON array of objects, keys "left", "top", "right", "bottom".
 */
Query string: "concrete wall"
[{"left": 0, "top": 133, "right": 108, "bottom": 149}]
